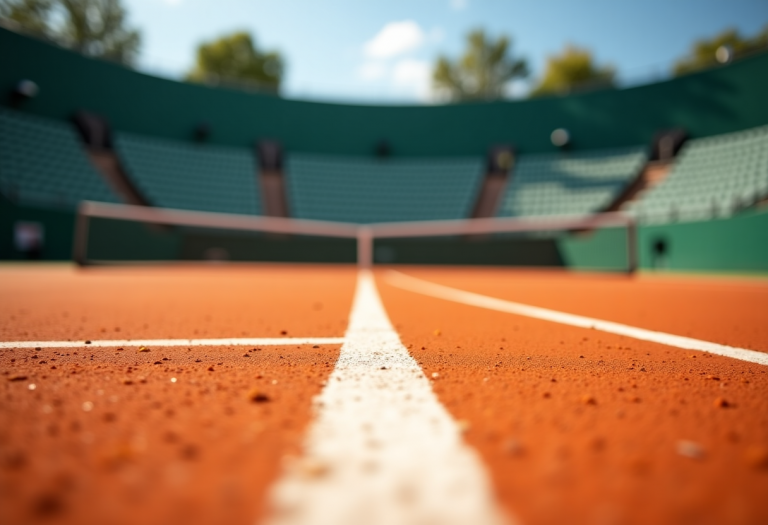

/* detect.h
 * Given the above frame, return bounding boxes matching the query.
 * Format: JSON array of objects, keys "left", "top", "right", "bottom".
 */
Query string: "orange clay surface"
[
  {"left": 376, "top": 268, "right": 768, "bottom": 525},
  {"left": 0, "top": 265, "right": 356, "bottom": 341},
  {"left": 0, "top": 265, "right": 355, "bottom": 525},
  {"left": 386, "top": 267, "right": 768, "bottom": 353},
  {"left": 2, "top": 264, "right": 768, "bottom": 525}
]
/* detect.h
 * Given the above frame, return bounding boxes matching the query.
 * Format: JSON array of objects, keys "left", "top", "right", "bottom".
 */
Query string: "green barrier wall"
[
  {"left": 559, "top": 208, "right": 768, "bottom": 272},
  {"left": 0, "top": 198, "right": 75, "bottom": 260},
  {"left": 636, "top": 209, "right": 768, "bottom": 272},
  {"left": 2, "top": 28, "right": 768, "bottom": 156},
  {"left": 559, "top": 228, "right": 630, "bottom": 271}
]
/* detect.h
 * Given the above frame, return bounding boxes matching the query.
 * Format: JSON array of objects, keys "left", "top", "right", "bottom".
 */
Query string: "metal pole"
[
  {"left": 357, "top": 226, "right": 373, "bottom": 269},
  {"left": 72, "top": 203, "right": 91, "bottom": 266},
  {"left": 626, "top": 216, "right": 638, "bottom": 274}
]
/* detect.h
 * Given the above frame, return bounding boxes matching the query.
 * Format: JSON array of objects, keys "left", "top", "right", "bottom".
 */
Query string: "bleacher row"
[
  {"left": 0, "top": 108, "right": 118, "bottom": 209},
  {"left": 1, "top": 107, "right": 767, "bottom": 224},
  {"left": 115, "top": 133, "right": 263, "bottom": 216},
  {"left": 496, "top": 147, "right": 647, "bottom": 218},
  {"left": 287, "top": 155, "right": 484, "bottom": 223},
  {"left": 628, "top": 125, "right": 768, "bottom": 222}
]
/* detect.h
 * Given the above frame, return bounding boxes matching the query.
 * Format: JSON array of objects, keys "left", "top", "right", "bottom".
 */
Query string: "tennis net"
[{"left": 74, "top": 201, "right": 637, "bottom": 272}]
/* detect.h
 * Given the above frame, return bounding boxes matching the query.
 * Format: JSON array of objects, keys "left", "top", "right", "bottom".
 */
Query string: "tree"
[
  {"left": 186, "top": 31, "right": 283, "bottom": 94},
  {"left": 530, "top": 45, "right": 615, "bottom": 97},
  {"left": 673, "top": 25, "right": 768, "bottom": 76},
  {"left": 432, "top": 29, "right": 528, "bottom": 102},
  {"left": 0, "top": 0, "right": 141, "bottom": 65}
]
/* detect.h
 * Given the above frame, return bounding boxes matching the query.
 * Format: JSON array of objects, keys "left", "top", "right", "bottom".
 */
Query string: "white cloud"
[
  {"left": 392, "top": 59, "right": 430, "bottom": 87},
  {"left": 357, "top": 21, "right": 439, "bottom": 101},
  {"left": 357, "top": 58, "right": 434, "bottom": 101},
  {"left": 450, "top": 0, "right": 468, "bottom": 11},
  {"left": 505, "top": 79, "right": 530, "bottom": 99},
  {"left": 358, "top": 61, "right": 387, "bottom": 81},
  {"left": 363, "top": 20, "right": 425, "bottom": 59},
  {"left": 392, "top": 58, "right": 432, "bottom": 100}
]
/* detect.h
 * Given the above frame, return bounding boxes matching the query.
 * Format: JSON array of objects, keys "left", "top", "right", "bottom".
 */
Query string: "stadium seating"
[
  {"left": 496, "top": 147, "right": 647, "bottom": 218},
  {"left": 0, "top": 108, "right": 119, "bottom": 209},
  {"left": 628, "top": 125, "right": 768, "bottom": 223},
  {"left": 114, "top": 133, "right": 262, "bottom": 215},
  {"left": 285, "top": 154, "right": 484, "bottom": 223}
]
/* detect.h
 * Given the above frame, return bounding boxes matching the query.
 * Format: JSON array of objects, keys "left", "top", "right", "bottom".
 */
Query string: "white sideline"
[
  {"left": 264, "top": 271, "right": 509, "bottom": 525},
  {"left": 0, "top": 337, "right": 346, "bottom": 350},
  {"left": 385, "top": 271, "right": 768, "bottom": 367}
]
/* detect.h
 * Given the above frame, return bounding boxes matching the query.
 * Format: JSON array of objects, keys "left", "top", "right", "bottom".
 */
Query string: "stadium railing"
[{"left": 74, "top": 201, "right": 638, "bottom": 273}]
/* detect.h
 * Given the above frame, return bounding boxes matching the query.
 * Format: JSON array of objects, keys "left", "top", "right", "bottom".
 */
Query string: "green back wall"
[{"left": 3, "top": 28, "right": 768, "bottom": 156}]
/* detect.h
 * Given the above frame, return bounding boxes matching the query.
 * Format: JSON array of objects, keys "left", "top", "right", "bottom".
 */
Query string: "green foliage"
[
  {"left": 432, "top": 29, "right": 528, "bottom": 102},
  {"left": 0, "top": 0, "right": 140, "bottom": 65},
  {"left": 530, "top": 45, "right": 615, "bottom": 98},
  {"left": 673, "top": 25, "right": 768, "bottom": 76},
  {"left": 0, "top": 0, "right": 52, "bottom": 38},
  {"left": 186, "top": 31, "right": 283, "bottom": 94}
]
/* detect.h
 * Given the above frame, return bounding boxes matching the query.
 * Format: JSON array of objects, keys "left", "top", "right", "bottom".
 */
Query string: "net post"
[
  {"left": 72, "top": 201, "right": 91, "bottom": 266},
  {"left": 625, "top": 214, "right": 638, "bottom": 274},
  {"left": 357, "top": 226, "right": 373, "bottom": 269}
]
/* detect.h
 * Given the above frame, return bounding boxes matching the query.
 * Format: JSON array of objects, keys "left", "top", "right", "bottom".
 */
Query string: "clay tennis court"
[{"left": 1, "top": 263, "right": 767, "bottom": 525}]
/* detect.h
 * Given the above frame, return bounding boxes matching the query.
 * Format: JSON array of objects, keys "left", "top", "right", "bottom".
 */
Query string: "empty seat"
[
  {"left": 115, "top": 133, "right": 261, "bottom": 215},
  {"left": 0, "top": 108, "right": 119, "bottom": 209},
  {"left": 285, "top": 155, "right": 484, "bottom": 223},
  {"left": 629, "top": 125, "right": 768, "bottom": 223},
  {"left": 497, "top": 147, "right": 646, "bottom": 218}
]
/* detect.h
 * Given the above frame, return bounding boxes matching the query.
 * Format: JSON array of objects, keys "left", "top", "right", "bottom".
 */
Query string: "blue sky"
[{"left": 124, "top": 0, "right": 768, "bottom": 104}]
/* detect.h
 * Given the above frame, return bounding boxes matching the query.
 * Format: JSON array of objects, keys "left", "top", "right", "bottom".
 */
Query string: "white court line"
[
  {"left": 386, "top": 270, "right": 768, "bottom": 367},
  {"left": 0, "top": 337, "right": 346, "bottom": 349},
  {"left": 264, "top": 271, "right": 509, "bottom": 525}
]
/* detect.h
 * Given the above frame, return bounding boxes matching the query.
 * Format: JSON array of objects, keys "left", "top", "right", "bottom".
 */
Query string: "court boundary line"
[
  {"left": 385, "top": 270, "right": 768, "bottom": 367},
  {"left": 264, "top": 270, "right": 508, "bottom": 525},
  {"left": 0, "top": 337, "right": 346, "bottom": 349}
]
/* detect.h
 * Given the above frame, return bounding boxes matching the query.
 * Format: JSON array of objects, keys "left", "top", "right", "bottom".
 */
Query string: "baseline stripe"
[
  {"left": 386, "top": 271, "right": 768, "bottom": 367},
  {"left": 0, "top": 337, "right": 346, "bottom": 350},
  {"left": 264, "top": 271, "right": 509, "bottom": 525}
]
